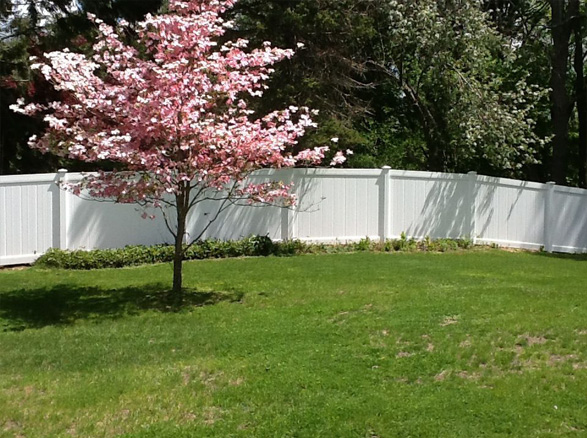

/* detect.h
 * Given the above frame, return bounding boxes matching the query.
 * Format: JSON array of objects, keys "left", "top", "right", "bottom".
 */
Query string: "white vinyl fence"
[{"left": 1, "top": 168, "right": 587, "bottom": 266}]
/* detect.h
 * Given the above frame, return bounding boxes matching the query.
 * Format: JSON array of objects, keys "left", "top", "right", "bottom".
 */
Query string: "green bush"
[{"left": 35, "top": 234, "right": 479, "bottom": 270}]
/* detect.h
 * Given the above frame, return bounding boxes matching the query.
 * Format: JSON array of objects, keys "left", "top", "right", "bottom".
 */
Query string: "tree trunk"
[
  {"left": 402, "top": 83, "right": 446, "bottom": 171},
  {"left": 550, "top": 0, "right": 578, "bottom": 185},
  {"left": 172, "top": 220, "right": 185, "bottom": 294},
  {"left": 172, "top": 183, "right": 189, "bottom": 299},
  {"left": 574, "top": 9, "right": 587, "bottom": 188}
]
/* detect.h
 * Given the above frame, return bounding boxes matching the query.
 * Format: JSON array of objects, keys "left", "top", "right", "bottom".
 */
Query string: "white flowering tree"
[{"left": 376, "top": 0, "right": 547, "bottom": 173}]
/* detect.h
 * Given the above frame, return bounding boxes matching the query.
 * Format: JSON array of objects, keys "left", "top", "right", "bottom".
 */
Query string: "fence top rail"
[
  {"left": 553, "top": 185, "right": 587, "bottom": 196},
  {"left": 476, "top": 175, "right": 546, "bottom": 191},
  {"left": 278, "top": 168, "right": 383, "bottom": 178},
  {"left": 0, "top": 173, "right": 60, "bottom": 185},
  {"left": 4, "top": 168, "right": 587, "bottom": 197},
  {"left": 388, "top": 169, "right": 470, "bottom": 181}
]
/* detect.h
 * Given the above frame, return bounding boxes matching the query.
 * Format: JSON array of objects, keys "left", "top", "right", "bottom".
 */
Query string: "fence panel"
[
  {"left": 475, "top": 176, "right": 545, "bottom": 250},
  {"left": 183, "top": 169, "right": 288, "bottom": 242},
  {"left": 0, "top": 174, "right": 59, "bottom": 265},
  {"left": 294, "top": 169, "right": 381, "bottom": 242},
  {"left": 389, "top": 171, "right": 473, "bottom": 240},
  {"left": 550, "top": 187, "right": 587, "bottom": 253}
]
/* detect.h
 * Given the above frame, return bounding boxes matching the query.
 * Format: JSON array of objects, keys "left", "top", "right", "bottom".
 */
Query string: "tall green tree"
[
  {"left": 572, "top": 1, "right": 587, "bottom": 187},
  {"left": 226, "top": 0, "right": 389, "bottom": 163},
  {"left": 549, "top": 0, "right": 579, "bottom": 185}
]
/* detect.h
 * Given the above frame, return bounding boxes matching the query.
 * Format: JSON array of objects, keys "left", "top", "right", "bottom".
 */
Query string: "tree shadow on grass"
[{"left": 0, "top": 283, "right": 244, "bottom": 332}]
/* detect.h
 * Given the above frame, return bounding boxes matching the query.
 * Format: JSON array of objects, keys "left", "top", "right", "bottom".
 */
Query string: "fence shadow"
[
  {"left": 528, "top": 252, "right": 587, "bottom": 262},
  {"left": 405, "top": 176, "right": 473, "bottom": 239},
  {"left": 0, "top": 284, "right": 244, "bottom": 332}
]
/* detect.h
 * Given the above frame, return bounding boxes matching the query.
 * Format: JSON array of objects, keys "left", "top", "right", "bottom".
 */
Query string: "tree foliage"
[
  {"left": 0, "top": 0, "right": 163, "bottom": 174},
  {"left": 3, "top": 0, "right": 587, "bottom": 186}
]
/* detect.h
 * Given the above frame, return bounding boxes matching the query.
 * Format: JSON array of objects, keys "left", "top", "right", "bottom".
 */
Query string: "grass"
[{"left": 0, "top": 250, "right": 586, "bottom": 437}]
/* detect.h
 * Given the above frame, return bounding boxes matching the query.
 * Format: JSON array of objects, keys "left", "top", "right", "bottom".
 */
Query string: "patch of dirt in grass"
[
  {"left": 459, "top": 338, "right": 472, "bottom": 348},
  {"left": 66, "top": 423, "right": 78, "bottom": 436},
  {"left": 2, "top": 419, "right": 23, "bottom": 433},
  {"left": 395, "top": 337, "right": 411, "bottom": 346},
  {"left": 517, "top": 333, "right": 548, "bottom": 346},
  {"left": 328, "top": 312, "right": 348, "bottom": 325},
  {"left": 182, "top": 412, "right": 197, "bottom": 422},
  {"left": 199, "top": 370, "right": 224, "bottom": 388},
  {"left": 457, "top": 370, "right": 481, "bottom": 380},
  {"left": 561, "top": 422, "right": 586, "bottom": 433},
  {"left": 24, "top": 385, "right": 36, "bottom": 395},
  {"left": 426, "top": 343, "right": 435, "bottom": 352},
  {"left": 435, "top": 370, "right": 450, "bottom": 381},
  {"left": 484, "top": 333, "right": 587, "bottom": 374},
  {"left": 229, "top": 377, "right": 244, "bottom": 386},
  {"left": 548, "top": 354, "right": 578, "bottom": 366},
  {"left": 329, "top": 304, "right": 376, "bottom": 324},
  {"left": 369, "top": 338, "right": 387, "bottom": 349},
  {"left": 203, "top": 406, "right": 224, "bottom": 426},
  {"left": 394, "top": 376, "right": 423, "bottom": 385},
  {"left": 440, "top": 315, "right": 459, "bottom": 326},
  {"left": 576, "top": 329, "right": 587, "bottom": 335},
  {"left": 396, "top": 351, "right": 413, "bottom": 358}
]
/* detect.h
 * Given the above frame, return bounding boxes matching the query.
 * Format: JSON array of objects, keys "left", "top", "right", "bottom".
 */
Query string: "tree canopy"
[{"left": 11, "top": 0, "right": 340, "bottom": 294}]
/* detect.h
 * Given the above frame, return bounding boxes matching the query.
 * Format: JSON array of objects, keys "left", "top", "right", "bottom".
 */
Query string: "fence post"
[
  {"left": 381, "top": 166, "right": 392, "bottom": 242},
  {"left": 57, "top": 169, "right": 69, "bottom": 250},
  {"left": 468, "top": 171, "right": 478, "bottom": 244},
  {"left": 543, "top": 181, "right": 556, "bottom": 253},
  {"left": 281, "top": 169, "right": 297, "bottom": 241}
]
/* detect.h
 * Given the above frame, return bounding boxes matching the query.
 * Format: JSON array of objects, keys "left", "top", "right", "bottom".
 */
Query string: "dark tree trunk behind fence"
[
  {"left": 549, "top": 0, "right": 578, "bottom": 185},
  {"left": 575, "top": 9, "right": 587, "bottom": 188}
]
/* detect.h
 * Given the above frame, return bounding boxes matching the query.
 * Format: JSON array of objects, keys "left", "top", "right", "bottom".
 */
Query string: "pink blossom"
[{"left": 330, "top": 151, "right": 347, "bottom": 166}]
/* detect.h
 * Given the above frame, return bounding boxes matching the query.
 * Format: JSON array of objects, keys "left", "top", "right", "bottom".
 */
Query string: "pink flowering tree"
[{"left": 12, "top": 0, "right": 345, "bottom": 295}]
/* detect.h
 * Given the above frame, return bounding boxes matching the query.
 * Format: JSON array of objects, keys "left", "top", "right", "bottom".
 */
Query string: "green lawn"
[{"left": 1, "top": 250, "right": 586, "bottom": 437}]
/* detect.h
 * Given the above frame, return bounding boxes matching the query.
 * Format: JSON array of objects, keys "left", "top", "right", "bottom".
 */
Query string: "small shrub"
[
  {"left": 275, "top": 239, "right": 309, "bottom": 256},
  {"left": 355, "top": 237, "right": 373, "bottom": 251}
]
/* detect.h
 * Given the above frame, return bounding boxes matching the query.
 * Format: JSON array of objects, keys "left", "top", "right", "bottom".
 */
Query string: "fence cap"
[
  {"left": 381, "top": 166, "right": 392, "bottom": 170},
  {"left": 57, "top": 168, "right": 68, "bottom": 174}
]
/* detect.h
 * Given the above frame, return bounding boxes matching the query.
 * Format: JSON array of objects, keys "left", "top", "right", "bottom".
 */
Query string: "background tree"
[
  {"left": 549, "top": 0, "right": 579, "bottom": 185},
  {"left": 484, "top": 0, "right": 587, "bottom": 185},
  {"left": 227, "top": 0, "right": 388, "bottom": 165},
  {"left": 0, "top": 0, "right": 163, "bottom": 174},
  {"left": 572, "top": 1, "right": 587, "bottom": 187},
  {"left": 12, "top": 0, "right": 336, "bottom": 296},
  {"left": 230, "top": 0, "right": 548, "bottom": 176},
  {"left": 371, "top": 0, "right": 546, "bottom": 175}
]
